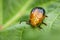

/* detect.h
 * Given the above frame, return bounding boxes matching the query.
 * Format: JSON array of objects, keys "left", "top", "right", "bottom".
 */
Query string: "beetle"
[{"left": 28, "top": 7, "right": 47, "bottom": 28}]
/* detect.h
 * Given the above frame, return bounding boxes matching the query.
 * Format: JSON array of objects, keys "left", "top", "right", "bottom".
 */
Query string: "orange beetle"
[{"left": 29, "top": 7, "right": 47, "bottom": 28}]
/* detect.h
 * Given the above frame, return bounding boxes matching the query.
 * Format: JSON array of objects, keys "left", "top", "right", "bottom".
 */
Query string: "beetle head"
[{"left": 31, "top": 7, "right": 45, "bottom": 15}]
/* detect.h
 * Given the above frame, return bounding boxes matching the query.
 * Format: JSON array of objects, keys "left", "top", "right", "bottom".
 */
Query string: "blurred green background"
[{"left": 0, "top": 0, "right": 60, "bottom": 40}]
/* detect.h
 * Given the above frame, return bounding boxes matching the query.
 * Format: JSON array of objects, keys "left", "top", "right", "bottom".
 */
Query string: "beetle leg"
[
  {"left": 42, "top": 22, "right": 47, "bottom": 26},
  {"left": 45, "top": 15, "right": 48, "bottom": 17},
  {"left": 37, "top": 24, "right": 42, "bottom": 29},
  {"left": 38, "top": 26, "right": 42, "bottom": 29},
  {"left": 26, "top": 20, "right": 30, "bottom": 24}
]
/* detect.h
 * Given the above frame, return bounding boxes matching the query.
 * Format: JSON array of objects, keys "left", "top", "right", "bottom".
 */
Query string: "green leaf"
[
  {"left": 0, "top": 0, "right": 60, "bottom": 40},
  {"left": 0, "top": 0, "right": 2, "bottom": 25},
  {"left": 3, "top": 0, "right": 34, "bottom": 29}
]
